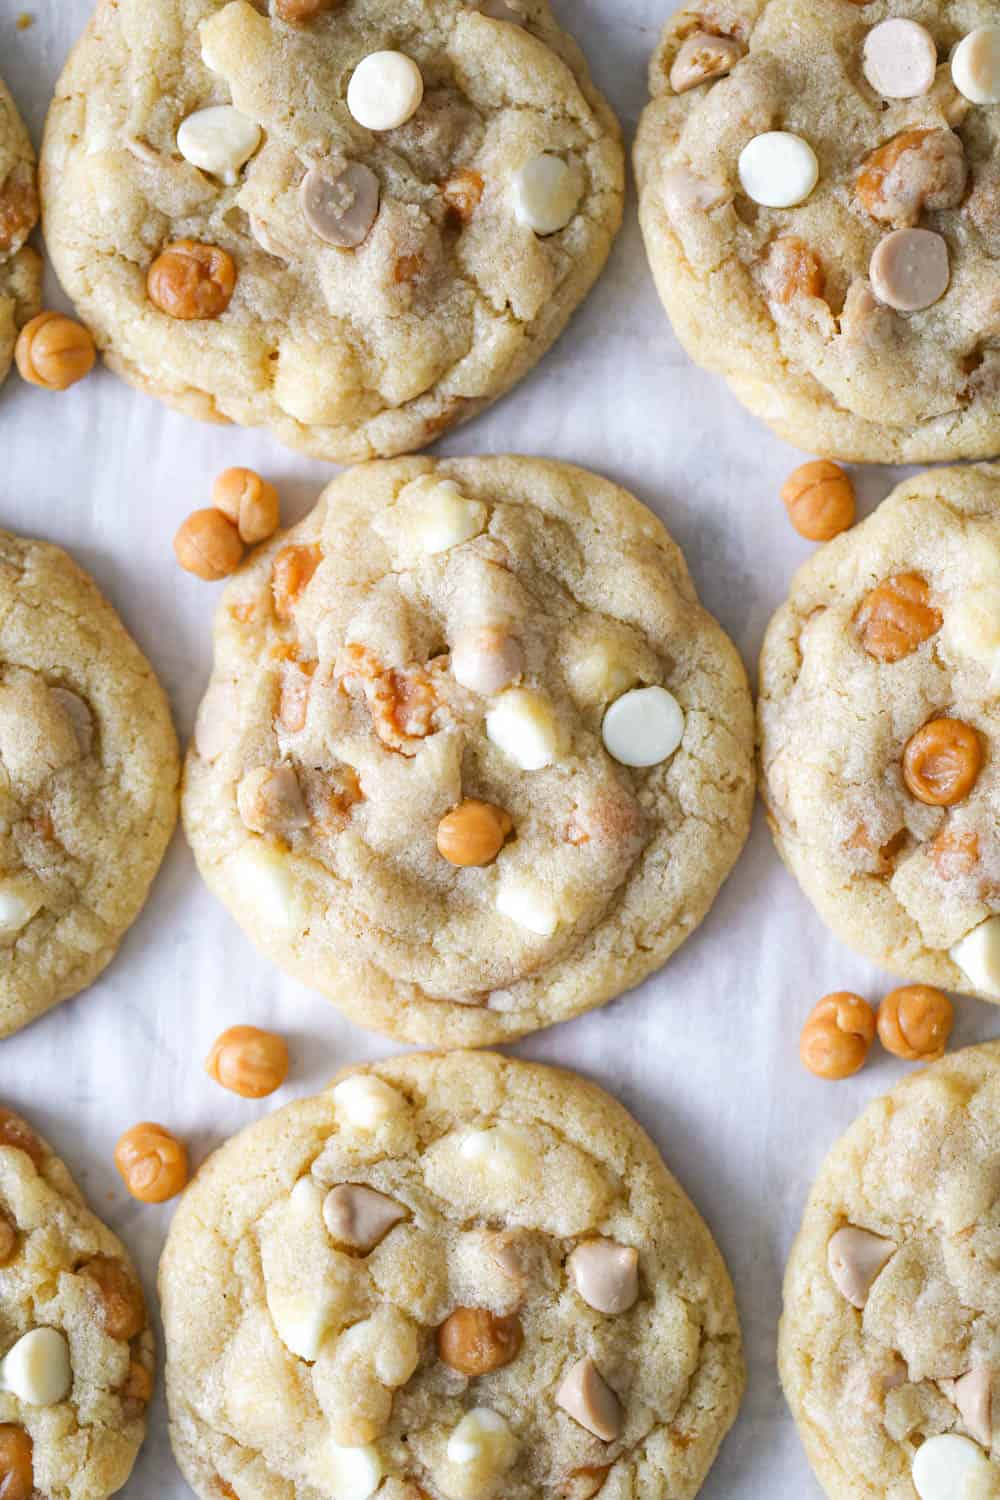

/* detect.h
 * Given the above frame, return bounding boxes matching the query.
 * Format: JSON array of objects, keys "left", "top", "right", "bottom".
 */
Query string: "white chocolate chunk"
[
  {"left": 738, "top": 131, "right": 818, "bottom": 208},
  {"left": 262, "top": 1179, "right": 357, "bottom": 1361},
  {"left": 670, "top": 31, "right": 744, "bottom": 92},
  {"left": 446, "top": 1406, "right": 518, "bottom": 1470},
  {"left": 912, "top": 1433, "right": 992, "bottom": 1500},
  {"left": 555, "top": 1356, "right": 623, "bottom": 1441},
  {"left": 194, "top": 679, "right": 238, "bottom": 763},
  {"left": 452, "top": 628, "right": 524, "bottom": 696},
  {"left": 661, "top": 165, "right": 729, "bottom": 222},
  {"left": 946, "top": 589, "right": 1000, "bottom": 669},
  {"left": 567, "top": 1238, "right": 639, "bottom": 1314},
  {"left": 602, "top": 685, "right": 684, "bottom": 767},
  {"left": 458, "top": 1124, "right": 537, "bottom": 1182},
  {"left": 495, "top": 874, "right": 560, "bottom": 936},
  {"left": 827, "top": 1226, "right": 896, "bottom": 1308},
  {"left": 176, "top": 105, "right": 261, "bottom": 184},
  {"left": 870, "top": 228, "right": 949, "bottom": 313},
  {"left": 0, "top": 877, "right": 42, "bottom": 941},
  {"left": 0, "top": 1328, "right": 72, "bottom": 1406},
  {"left": 864, "top": 19, "right": 938, "bottom": 99},
  {"left": 512, "top": 154, "right": 581, "bottom": 235},
  {"left": 347, "top": 51, "right": 424, "bottom": 131},
  {"left": 314, "top": 1440, "right": 383, "bottom": 1500},
  {"left": 237, "top": 764, "right": 309, "bottom": 835},
  {"left": 227, "top": 842, "right": 299, "bottom": 930},
  {"left": 50, "top": 688, "right": 93, "bottom": 756},
  {"left": 952, "top": 919, "right": 1000, "bottom": 998},
  {"left": 952, "top": 27, "right": 1000, "bottom": 105},
  {"left": 406, "top": 479, "right": 487, "bottom": 555},
  {"left": 940, "top": 1367, "right": 994, "bottom": 1449},
  {"left": 323, "top": 1184, "right": 407, "bottom": 1252},
  {"left": 333, "top": 1075, "right": 405, "bottom": 1131},
  {"left": 486, "top": 688, "right": 561, "bottom": 770},
  {"left": 566, "top": 642, "right": 634, "bottom": 708}
]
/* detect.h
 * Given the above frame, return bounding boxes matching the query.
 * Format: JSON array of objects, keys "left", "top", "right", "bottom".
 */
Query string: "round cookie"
[
  {"left": 634, "top": 0, "right": 1000, "bottom": 464},
  {"left": 182, "top": 456, "right": 754, "bottom": 1045},
  {"left": 0, "top": 1104, "right": 153, "bottom": 1500},
  {"left": 160, "top": 1050, "right": 745, "bottom": 1500},
  {"left": 40, "top": 0, "right": 623, "bottom": 463},
  {"left": 0, "top": 531, "right": 179, "bottom": 1038},
  {"left": 0, "top": 77, "right": 42, "bottom": 387},
  {"left": 759, "top": 464, "right": 1000, "bottom": 1003},
  {"left": 779, "top": 1041, "right": 1000, "bottom": 1500}
]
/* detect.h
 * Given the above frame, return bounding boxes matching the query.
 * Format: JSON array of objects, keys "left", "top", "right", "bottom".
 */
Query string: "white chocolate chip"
[
  {"left": 446, "top": 1406, "right": 518, "bottom": 1470},
  {"left": 912, "top": 1434, "right": 992, "bottom": 1500},
  {"left": 738, "top": 131, "right": 819, "bottom": 208},
  {"left": 827, "top": 1226, "right": 896, "bottom": 1308},
  {"left": 323, "top": 1184, "right": 407, "bottom": 1253},
  {"left": 227, "top": 842, "right": 299, "bottom": 931},
  {"left": 300, "top": 162, "right": 381, "bottom": 248},
  {"left": 0, "top": 877, "right": 43, "bottom": 941},
  {"left": 555, "top": 1356, "right": 623, "bottom": 1441},
  {"left": 458, "top": 1124, "right": 537, "bottom": 1181},
  {"left": 864, "top": 19, "right": 938, "bottom": 99},
  {"left": 495, "top": 873, "right": 560, "bottom": 936},
  {"left": 940, "top": 1367, "right": 993, "bottom": 1449},
  {"left": 451, "top": 628, "right": 524, "bottom": 696},
  {"left": 952, "top": 27, "right": 1000, "bottom": 105},
  {"left": 870, "top": 228, "right": 950, "bottom": 312},
  {"left": 315, "top": 1440, "right": 384, "bottom": 1500},
  {"left": 0, "top": 1328, "right": 72, "bottom": 1406},
  {"left": 952, "top": 919, "right": 1000, "bottom": 998},
  {"left": 486, "top": 688, "right": 561, "bottom": 770},
  {"left": 176, "top": 105, "right": 261, "bottom": 185},
  {"left": 347, "top": 51, "right": 424, "bottom": 131},
  {"left": 567, "top": 1239, "right": 639, "bottom": 1315},
  {"left": 333, "top": 1075, "right": 405, "bottom": 1131},
  {"left": 50, "top": 688, "right": 93, "bottom": 756},
  {"left": 512, "top": 154, "right": 581, "bottom": 236},
  {"left": 601, "top": 685, "right": 684, "bottom": 768},
  {"left": 670, "top": 31, "right": 744, "bottom": 93}
]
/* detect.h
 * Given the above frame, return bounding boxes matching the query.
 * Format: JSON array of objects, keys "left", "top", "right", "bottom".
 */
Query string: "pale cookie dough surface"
[
  {"left": 0, "top": 76, "right": 42, "bottom": 387},
  {"left": 634, "top": 0, "right": 1000, "bottom": 463},
  {"left": 759, "top": 464, "right": 1000, "bottom": 1001},
  {"left": 779, "top": 1042, "right": 1000, "bottom": 1500},
  {"left": 160, "top": 1051, "right": 744, "bottom": 1500},
  {"left": 0, "top": 531, "right": 179, "bottom": 1039},
  {"left": 0, "top": 1105, "right": 154, "bottom": 1500},
  {"left": 181, "top": 456, "right": 754, "bottom": 1045},
  {"left": 40, "top": 0, "right": 623, "bottom": 462}
]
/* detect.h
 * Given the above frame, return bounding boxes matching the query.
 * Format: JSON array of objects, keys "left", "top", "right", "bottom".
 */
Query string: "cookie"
[
  {"left": 40, "top": 0, "right": 623, "bottom": 463},
  {"left": 759, "top": 464, "right": 1000, "bottom": 1003},
  {"left": 182, "top": 456, "right": 754, "bottom": 1045},
  {"left": 0, "top": 77, "right": 42, "bottom": 388},
  {"left": 780, "top": 1042, "right": 1000, "bottom": 1500},
  {"left": 0, "top": 531, "right": 179, "bottom": 1038},
  {"left": 160, "top": 1050, "right": 744, "bottom": 1500},
  {"left": 634, "top": 1, "right": 1000, "bottom": 464},
  {"left": 0, "top": 1105, "right": 153, "bottom": 1500}
]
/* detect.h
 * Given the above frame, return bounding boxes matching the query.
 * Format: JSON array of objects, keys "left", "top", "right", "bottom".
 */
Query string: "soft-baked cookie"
[
  {"left": 779, "top": 1041, "right": 1000, "bottom": 1500},
  {"left": 160, "top": 1050, "right": 744, "bottom": 1500},
  {"left": 0, "top": 531, "right": 179, "bottom": 1038},
  {"left": 40, "top": 0, "right": 623, "bottom": 462},
  {"left": 0, "top": 77, "right": 42, "bottom": 387},
  {"left": 759, "top": 464, "right": 1000, "bottom": 1003},
  {"left": 635, "top": 1, "right": 1000, "bottom": 463},
  {"left": 0, "top": 1105, "right": 154, "bottom": 1500},
  {"left": 182, "top": 456, "right": 754, "bottom": 1045}
]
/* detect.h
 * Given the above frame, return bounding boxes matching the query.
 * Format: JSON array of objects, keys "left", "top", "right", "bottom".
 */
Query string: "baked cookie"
[
  {"left": 160, "top": 1050, "right": 744, "bottom": 1500},
  {"left": 0, "top": 77, "right": 42, "bottom": 387},
  {"left": 40, "top": 0, "right": 623, "bottom": 463},
  {"left": 182, "top": 456, "right": 754, "bottom": 1045},
  {"left": 780, "top": 1041, "right": 1000, "bottom": 1500},
  {"left": 759, "top": 464, "right": 1000, "bottom": 1003},
  {"left": 0, "top": 1105, "right": 153, "bottom": 1500},
  {"left": 0, "top": 531, "right": 179, "bottom": 1038},
  {"left": 635, "top": 1, "right": 1000, "bottom": 463}
]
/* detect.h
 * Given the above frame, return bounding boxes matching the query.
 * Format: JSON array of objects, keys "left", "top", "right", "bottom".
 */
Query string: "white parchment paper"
[{"left": 2, "top": 2, "right": 997, "bottom": 1495}]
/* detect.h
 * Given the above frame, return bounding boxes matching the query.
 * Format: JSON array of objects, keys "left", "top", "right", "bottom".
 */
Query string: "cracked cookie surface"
[
  {"left": 779, "top": 1042, "right": 1000, "bottom": 1500},
  {"left": 759, "top": 464, "right": 1000, "bottom": 1002},
  {"left": 181, "top": 456, "right": 754, "bottom": 1045},
  {"left": 0, "top": 76, "right": 41, "bottom": 388},
  {"left": 160, "top": 1050, "right": 744, "bottom": 1500},
  {"left": 635, "top": 0, "right": 1000, "bottom": 463},
  {"left": 40, "top": 0, "right": 623, "bottom": 462},
  {"left": 0, "top": 531, "right": 179, "bottom": 1038},
  {"left": 0, "top": 1104, "right": 153, "bottom": 1500}
]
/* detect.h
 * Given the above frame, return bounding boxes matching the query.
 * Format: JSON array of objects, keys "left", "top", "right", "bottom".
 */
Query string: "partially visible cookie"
[
  {"left": 182, "top": 456, "right": 754, "bottom": 1045},
  {"left": 635, "top": 1, "right": 1000, "bottom": 463},
  {"left": 0, "top": 1105, "right": 153, "bottom": 1500},
  {"left": 41, "top": 0, "right": 623, "bottom": 461},
  {"left": 759, "top": 464, "right": 1000, "bottom": 1003},
  {"left": 0, "top": 77, "right": 42, "bottom": 387},
  {"left": 160, "top": 1050, "right": 745, "bottom": 1500},
  {"left": 780, "top": 1042, "right": 1000, "bottom": 1500},
  {"left": 0, "top": 531, "right": 179, "bottom": 1038}
]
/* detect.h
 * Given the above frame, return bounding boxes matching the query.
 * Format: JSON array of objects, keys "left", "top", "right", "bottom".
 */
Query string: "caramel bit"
[
  {"left": 272, "top": 544, "right": 321, "bottom": 620},
  {"left": 311, "top": 765, "right": 363, "bottom": 833},
  {"left": 120, "top": 1359, "right": 153, "bottom": 1416},
  {"left": 0, "top": 168, "right": 38, "bottom": 253},
  {"left": 855, "top": 573, "right": 941, "bottom": 663},
  {"left": 765, "top": 236, "right": 825, "bottom": 306},
  {"left": 147, "top": 240, "right": 236, "bottom": 321},
  {"left": 856, "top": 129, "right": 967, "bottom": 226},
  {"left": 0, "top": 1207, "right": 16, "bottom": 1266},
  {"left": 393, "top": 253, "right": 425, "bottom": 285},
  {"left": 214, "top": 1481, "right": 239, "bottom": 1500},
  {"left": 335, "top": 644, "right": 450, "bottom": 754},
  {"left": 903, "top": 718, "right": 982, "bottom": 808},
  {"left": 228, "top": 601, "right": 256, "bottom": 624},
  {"left": 276, "top": 657, "right": 317, "bottom": 733},
  {"left": 846, "top": 824, "right": 905, "bottom": 874},
  {"left": 442, "top": 169, "right": 484, "bottom": 224},
  {"left": 0, "top": 1108, "right": 44, "bottom": 1168},
  {"left": 0, "top": 1425, "right": 33, "bottom": 1500},
  {"left": 80, "top": 1254, "right": 147, "bottom": 1340},
  {"left": 931, "top": 826, "right": 980, "bottom": 881}
]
